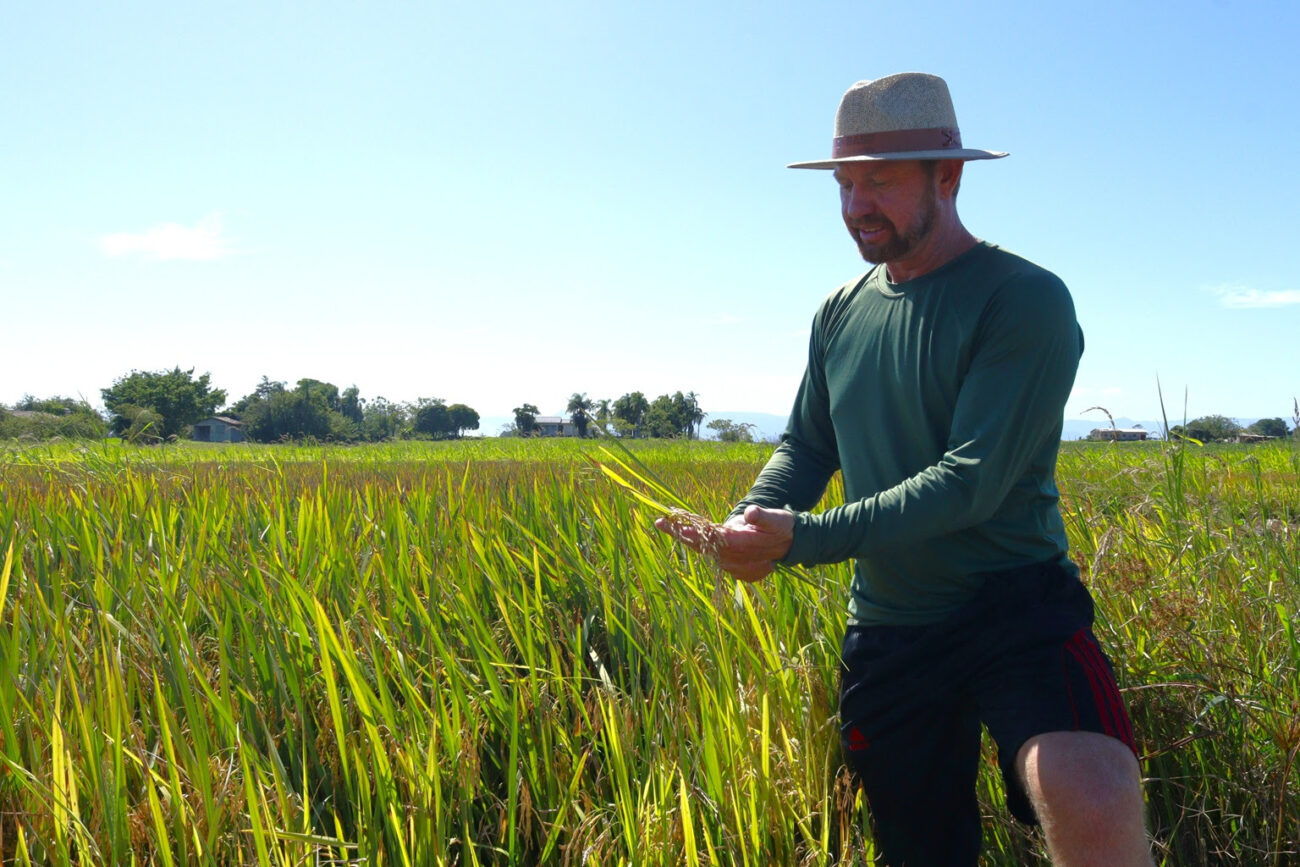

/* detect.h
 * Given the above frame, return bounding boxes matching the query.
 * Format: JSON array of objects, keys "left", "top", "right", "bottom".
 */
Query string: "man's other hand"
[{"left": 654, "top": 505, "right": 795, "bottom": 583}]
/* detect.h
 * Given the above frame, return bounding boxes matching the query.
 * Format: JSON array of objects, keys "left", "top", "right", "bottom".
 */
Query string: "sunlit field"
[{"left": 0, "top": 437, "right": 1296, "bottom": 865}]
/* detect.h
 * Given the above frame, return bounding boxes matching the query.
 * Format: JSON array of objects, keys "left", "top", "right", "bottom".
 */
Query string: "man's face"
[{"left": 834, "top": 160, "right": 939, "bottom": 265}]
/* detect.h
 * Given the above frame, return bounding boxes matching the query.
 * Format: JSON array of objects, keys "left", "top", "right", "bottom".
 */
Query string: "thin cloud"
[
  {"left": 1210, "top": 284, "right": 1300, "bottom": 308},
  {"left": 99, "top": 214, "right": 231, "bottom": 261}
]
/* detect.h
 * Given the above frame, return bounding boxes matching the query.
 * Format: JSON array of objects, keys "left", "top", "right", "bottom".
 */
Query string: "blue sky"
[{"left": 3, "top": 0, "right": 1297, "bottom": 431}]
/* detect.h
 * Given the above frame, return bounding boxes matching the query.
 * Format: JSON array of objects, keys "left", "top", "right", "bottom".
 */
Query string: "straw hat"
[{"left": 788, "top": 72, "right": 1008, "bottom": 169}]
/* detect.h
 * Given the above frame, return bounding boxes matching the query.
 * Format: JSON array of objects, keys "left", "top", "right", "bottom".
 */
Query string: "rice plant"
[{"left": 0, "top": 436, "right": 1294, "bottom": 864}]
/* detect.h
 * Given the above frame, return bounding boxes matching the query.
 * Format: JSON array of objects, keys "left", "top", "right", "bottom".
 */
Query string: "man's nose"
[{"left": 843, "top": 186, "right": 876, "bottom": 219}]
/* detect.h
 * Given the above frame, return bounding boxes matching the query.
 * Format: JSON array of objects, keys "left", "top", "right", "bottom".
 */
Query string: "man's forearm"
[{"left": 730, "top": 437, "right": 839, "bottom": 520}]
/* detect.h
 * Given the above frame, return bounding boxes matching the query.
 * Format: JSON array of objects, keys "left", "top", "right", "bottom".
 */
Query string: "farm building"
[
  {"left": 191, "top": 416, "right": 245, "bottom": 443},
  {"left": 1087, "top": 427, "right": 1149, "bottom": 442},
  {"left": 533, "top": 416, "right": 580, "bottom": 437}
]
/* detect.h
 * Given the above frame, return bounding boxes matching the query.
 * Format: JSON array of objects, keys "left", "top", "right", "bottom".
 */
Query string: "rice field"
[{"left": 0, "top": 436, "right": 1296, "bottom": 865}]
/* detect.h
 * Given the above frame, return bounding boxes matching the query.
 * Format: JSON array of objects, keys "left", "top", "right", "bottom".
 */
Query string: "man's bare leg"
[{"left": 1017, "top": 731, "right": 1154, "bottom": 867}]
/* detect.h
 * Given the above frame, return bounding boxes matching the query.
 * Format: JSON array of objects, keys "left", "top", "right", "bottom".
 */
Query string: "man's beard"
[{"left": 849, "top": 184, "right": 938, "bottom": 265}]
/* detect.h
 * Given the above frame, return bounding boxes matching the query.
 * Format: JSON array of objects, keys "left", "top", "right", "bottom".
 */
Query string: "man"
[{"left": 657, "top": 73, "right": 1152, "bottom": 865}]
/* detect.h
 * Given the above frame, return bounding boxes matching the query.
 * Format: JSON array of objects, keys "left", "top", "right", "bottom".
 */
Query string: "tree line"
[
  {"left": 14, "top": 367, "right": 1287, "bottom": 446},
  {"left": 0, "top": 368, "right": 753, "bottom": 444},
  {"left": 1169, "top": 414, "right": 1294, "bottom": 443},
  {"left": 0, "top": 395, "right": 108, "bottom": 440},
  {"left": 0, "top": 368, "right": 482, "bottom": 444},
  {"left": 225, "top": 376, "right": 482, "bottom": 443},
  {"left": 507, "top": 391, "right": 722, "bottom": 440}
]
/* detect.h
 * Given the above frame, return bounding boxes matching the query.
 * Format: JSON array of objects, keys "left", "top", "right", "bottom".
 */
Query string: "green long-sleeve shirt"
[{"left": 734, "top": 242, "right": 1083, "bottom": 626}]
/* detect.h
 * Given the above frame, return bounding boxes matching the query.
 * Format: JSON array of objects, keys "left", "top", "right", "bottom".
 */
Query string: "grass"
[{"left": 0, "top": 436, "right": 1295, "bottom": 864}]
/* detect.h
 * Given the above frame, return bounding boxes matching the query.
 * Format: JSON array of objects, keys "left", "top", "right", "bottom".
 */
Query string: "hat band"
[{"left": 831, "top": 126, "right": 962, "bottom": 158}]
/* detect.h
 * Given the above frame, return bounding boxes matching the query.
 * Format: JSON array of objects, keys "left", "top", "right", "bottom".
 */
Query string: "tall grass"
[
  {"left": 1059, "top": 440, "right": 1300, "bottom": 865},
  {"left": 0, "top": 437, "right": 1295, "bottom": 864}
]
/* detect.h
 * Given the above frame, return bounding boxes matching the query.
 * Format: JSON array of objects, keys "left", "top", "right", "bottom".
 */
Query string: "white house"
[
  {"left": 1087, "top": 426, "right": 1149, "bottom": 442},
  {"left": 533, "top": 416, "right": 580, "bottom": 437}
]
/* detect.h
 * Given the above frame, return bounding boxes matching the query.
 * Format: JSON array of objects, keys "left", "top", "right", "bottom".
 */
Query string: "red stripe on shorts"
[
  {"left": 1065, "top": 629, "right": 1136, "bottom": 753},
  {"left": 1079, "top": 632, "right": 1137, "bottom": 750}
]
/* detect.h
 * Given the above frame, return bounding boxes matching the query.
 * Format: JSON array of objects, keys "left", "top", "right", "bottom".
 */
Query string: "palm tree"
[
  {"left": 566, "top": 392, "right": 593, "bottom": 438},
  {"left": 685, "top": 391, "right": 705, "bottom": 440},
  {"left": 512, "top": 403, "right": 540, "bottom": 436}
]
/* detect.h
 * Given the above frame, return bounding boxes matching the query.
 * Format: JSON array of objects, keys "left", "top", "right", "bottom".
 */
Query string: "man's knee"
[
  {"left": 1018, "top": 730, "right": 1142, "bottom": 815},
  {"left": 1017, "top": 731, "right": 1151, "bottom": 865}
]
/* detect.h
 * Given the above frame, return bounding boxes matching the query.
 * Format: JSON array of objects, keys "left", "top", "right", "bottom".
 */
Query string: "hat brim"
[{"left": 787, "top": 149, "right": 1008, "bottom": 169}]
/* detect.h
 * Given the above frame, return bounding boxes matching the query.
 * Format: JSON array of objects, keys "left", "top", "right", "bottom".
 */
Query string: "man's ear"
[{"left": 937, "top": 160, "right": 964, "bottom": 199}]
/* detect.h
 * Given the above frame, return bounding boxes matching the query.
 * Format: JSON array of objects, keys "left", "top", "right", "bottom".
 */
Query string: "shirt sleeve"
[{"left": 781, "top": 270, "right": 1083, "bottom": 567}]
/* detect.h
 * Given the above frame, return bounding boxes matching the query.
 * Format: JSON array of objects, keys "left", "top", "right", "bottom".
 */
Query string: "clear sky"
[{"left": 3, "top": 0, "right": 1297, "bottom": 430}]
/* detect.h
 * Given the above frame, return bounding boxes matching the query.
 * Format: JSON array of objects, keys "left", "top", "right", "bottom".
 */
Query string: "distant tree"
[
  {"left": 612, "top": 392, "right": 649, "bottom": 437},
  {"left": 241, "top": 387, "right": 334, "bottom": 441},
  {"left": 684, "top": 391, "right": 705, "bottom": 440},
  {"left": 643, "top": 397, "right": 671, "bottom": 438},
  {"left": 295, "top": 379, "right": 342, "bottom": 413},
  {"left": 101, "top": 367, "right": 226, "bottom": 439},
  {"left": 644, "top": 394, "right": 681, "bottom": 438},
  {"left": 671, "top": 391, "right": 694, "bottom": 437},
  {"left": 231, "top": 377, "right": 367, "bottom": 442},
  {"left": 327, "top": 411, "right": 360, "bottom": 441},
  {"left": 340, "top": 385, "right": 365, "bottom": 425},
  {"left": 566, "top": 392, "right": 593, "bottom": 438},
  {"left": 228, "top": 376, "right": 286, "bottom": 416},
  {"left": 639, "top": 391, "right": 698, "bottom": 438},
  {"left": 707, "top": 418, "right": 756, "bottom": 443},
  {"left": 1247, "top": 417, "right": 1289, "bottom": 438},
  {"left": 448, "top": 403, "right": 480, "bottom": 437},
  {"left": 1191, "top": 414, "right": 1243, "bottom": 442},
  {"left": 513, "top": 403, "right": 540, "bottom": 436},
  {"left": 413, "top": 398, "right": 454, "bottom": 439},
  {"left": 15, "top": 394, "right": 85, "bottom": 415},
  {"left": 1170, "top": 414, "right": 1243, "bottom": 443},
  {"left": 594, "top": 398, "right": 613, "bottom": 432},
  {"left": 0, "top": 395, "right": 107, "bottom": 440},
  {"left": 361, "top": 397, "right": 408, "bottom": 440}
]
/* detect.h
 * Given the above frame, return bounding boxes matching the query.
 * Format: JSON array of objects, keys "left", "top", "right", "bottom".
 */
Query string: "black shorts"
[{"left": 838, "top": 560, "right": 1136, "bottom": 865}]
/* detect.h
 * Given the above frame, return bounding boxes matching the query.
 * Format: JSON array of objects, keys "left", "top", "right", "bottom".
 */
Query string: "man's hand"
[{"left": 654, "top": 505, "right": 795, "bottom": 583}]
